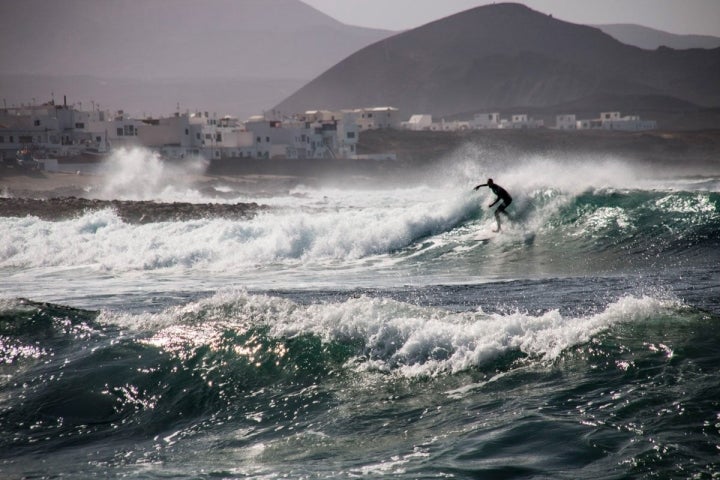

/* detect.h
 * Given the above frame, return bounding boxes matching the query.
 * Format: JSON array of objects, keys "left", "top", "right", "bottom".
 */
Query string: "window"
[
  {"left": 75, "top": 122, "right": 85, "bottom": 129},
  {"left": 266, "top": 136, "right": 270, "bottom": 142},
  {"left": 124, "top": 125, "right": 134, "bottom": 136},
  {"left": 96, "top": 136, "right": 102, "bottom": 142},
  {"left": 0, "top": 136, "right": 4, "bottom": 143},
  {"left": 117, "top": 128, "right": 124, "bottom": 136},
  {"left": 216, "top": 133, "right": 222, "bottom": 142},
  {"left": 185, "top": 128, "right": 189, "bottom": 135},
  {"left": 205, "top": 133, "right": 211, "bottom": 140},
  {"left": 34, "top": 119, "right": 41, "bottom": 126},
  {"left": 197, "top": 133, "right": 201, "bottom": 140},
  {"left": 347, "top": 132, "right": 355, "bottom": 139},
  {"left": 257, "top": 137, "right": 261, "bottom": 143}
]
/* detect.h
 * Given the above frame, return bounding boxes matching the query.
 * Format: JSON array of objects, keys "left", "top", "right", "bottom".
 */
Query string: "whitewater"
[{"left": 1, "top": 147, "right": 719, "bottom": 479}]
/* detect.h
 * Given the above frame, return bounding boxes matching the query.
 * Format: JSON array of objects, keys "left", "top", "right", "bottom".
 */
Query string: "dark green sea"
[{"left": 1, "top": 151, "right": 719, "bottom": 478}]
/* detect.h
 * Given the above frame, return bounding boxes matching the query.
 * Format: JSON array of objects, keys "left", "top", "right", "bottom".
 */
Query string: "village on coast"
[{"left": 1, "top": 96, "right": 657, "bottom": 171}]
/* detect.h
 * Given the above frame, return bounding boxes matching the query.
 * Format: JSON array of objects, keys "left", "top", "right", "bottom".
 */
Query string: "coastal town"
[{"left": 1, "top": 97, "right": 657, "bottom": 170}]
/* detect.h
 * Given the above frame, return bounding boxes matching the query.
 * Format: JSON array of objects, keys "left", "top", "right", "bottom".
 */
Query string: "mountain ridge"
[
  {"left": 595, "top": 23, "right": 720, "bottom": 50},
  {"left": 275, "top": 3, "right": 720, "bottom": 120}
]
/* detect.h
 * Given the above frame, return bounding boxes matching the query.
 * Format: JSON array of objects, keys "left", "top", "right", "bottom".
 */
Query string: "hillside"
[
  {"left": 596, "top": 24, "right": 720, "bottom": 50},
  {"left": 0, "top": 0, "right": 393, "bottom": 118},
  {"left": 356, "top": 128, "right": 720, "bottom": 175},
  {"left": 275, "top": 3, "right": 720, "bottom": 121}
]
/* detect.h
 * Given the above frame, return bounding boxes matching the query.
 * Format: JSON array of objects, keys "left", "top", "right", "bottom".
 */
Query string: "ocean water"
[{"left": 1, "top": 149, "right": 719, "bottom": 479}]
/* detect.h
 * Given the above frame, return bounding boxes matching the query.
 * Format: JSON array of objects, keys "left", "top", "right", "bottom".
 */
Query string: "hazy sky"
[{"left": 301, "top": 0, "right": 720, "bottom": 36}]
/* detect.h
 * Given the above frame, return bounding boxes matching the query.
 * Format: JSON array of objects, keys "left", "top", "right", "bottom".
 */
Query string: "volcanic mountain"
[
  {"left": 0, "top": 0, "right": 393, "bottom": 118},
  {"left": 274, "top": 3, "right": 720, "bottom": 118}
]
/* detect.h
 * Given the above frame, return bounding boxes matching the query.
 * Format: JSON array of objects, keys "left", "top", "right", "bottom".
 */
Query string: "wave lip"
[{"left": 110, "top": 290, "right": 681, "bottom": 378}]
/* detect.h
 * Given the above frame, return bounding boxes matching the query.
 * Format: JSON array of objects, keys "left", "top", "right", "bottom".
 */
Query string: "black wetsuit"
[
  {"left": 489, "top": 183, "right": 512, "bottom": 213},
  {"left": 474, "top": 181, "right": 512, "bottom": 231}
]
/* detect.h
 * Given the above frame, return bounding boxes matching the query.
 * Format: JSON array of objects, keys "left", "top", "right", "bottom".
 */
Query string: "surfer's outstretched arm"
[{"left": 473, "top": 183, "right": 488, "bottom": 191}]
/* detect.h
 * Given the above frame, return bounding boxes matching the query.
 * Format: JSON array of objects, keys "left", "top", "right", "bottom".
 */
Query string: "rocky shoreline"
[{"left": 0, "top": 197, "right": 266, "bottom": 223}]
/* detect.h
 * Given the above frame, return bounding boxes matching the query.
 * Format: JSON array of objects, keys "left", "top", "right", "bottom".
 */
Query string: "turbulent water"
[{"left": 1, "top": 150, "right": 719, "bottom": 479}]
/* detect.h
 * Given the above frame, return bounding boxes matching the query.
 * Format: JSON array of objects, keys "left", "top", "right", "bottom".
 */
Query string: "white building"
[
  {"left": 401, "top": 114, "right": 472, "bottom": 131},
  {"left": 402, "top": 114, "right": 433, "bottom": 131},
  {"left": 137, "top": 112, "right": 255, "bottom": 160},
  {"left": 245, "top": 111, "right": 359, "bottom": 160},
  {"left": 333, "top": 114, "right": 360, "bottom": 158},
  {"left": 354, "top": 106, "right": 401, "bottom": 130},
  {"left": 577, "top": 119, "right": 603, "bottom": 129},
  {"left": 575, "top": 112, "right": 657, "bottom": 131},
  {"left": 502, "top": 114, "right": 544, "bottom": 129},
  {"left": 0, "top": 101, "right": 114, "bottom": 158},
  {"left": 471, "top": 112, "right": 501, "bottom": 129},
  {"left": 555, "top": 114, "right": 577, "bottom": 130},
  {"left": 429, "top": 119, "right": 470, "bottom": 131},
  {"left": 245, "top": 117, "right": 305, "bottom": 159},
  {"left": 303, "top": 110, "right": 341, "bottom": 123},
  {"left": 598, "top": 112, "right": 657, "bottom": 131}
]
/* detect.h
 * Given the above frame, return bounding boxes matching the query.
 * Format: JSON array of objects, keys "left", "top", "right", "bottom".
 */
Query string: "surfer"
[{"left": 474, "top": 178, "right": 512, "bottom": 232}]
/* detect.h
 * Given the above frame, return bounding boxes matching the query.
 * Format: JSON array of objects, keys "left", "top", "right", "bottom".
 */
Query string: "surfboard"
[{"left": 475, "top": 228, "right": 499, "bottom": 242}]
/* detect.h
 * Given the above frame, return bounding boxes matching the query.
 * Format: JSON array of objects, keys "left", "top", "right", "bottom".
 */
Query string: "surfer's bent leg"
[{"left": 494, "top": 201, "right": 510, "bottom": 232}]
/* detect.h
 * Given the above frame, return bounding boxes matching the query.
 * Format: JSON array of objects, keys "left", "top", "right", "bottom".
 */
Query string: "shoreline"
[
  {"left": 0, "top": 196, "right": 266, "bottom": 223},
  {"left": 2, "top": 129, "right": 719, "bottom": 201}
]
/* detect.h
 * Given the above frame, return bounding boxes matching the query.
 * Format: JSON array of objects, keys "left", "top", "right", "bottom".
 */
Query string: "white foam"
[
  {"left": 97, "top": 147, "right": 209, "bottom": 201},
  {"left": 0, "top": 188, "right": 479, "bottom": 273},
  {"left": 109, "top": 290, "right": 677, "bottom": 378}
]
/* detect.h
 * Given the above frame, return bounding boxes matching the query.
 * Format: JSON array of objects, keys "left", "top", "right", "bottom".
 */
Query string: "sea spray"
[
  {"left": 1, "top": 186, "right": 717, "bottom": 294},
  {"left": 98, "top": 147, "right": 209, "bottom": 201}
]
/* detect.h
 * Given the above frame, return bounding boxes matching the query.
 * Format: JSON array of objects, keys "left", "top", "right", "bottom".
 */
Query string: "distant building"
[
  {"left": 576, "top": 112, "right": 657, "bottom": 131},
  {"left": 245, "top": 117, "right": 301, "bottom": 159},
  {"left": 252, "top": 110, "right": 360, "bottom": 159},
  {"left": 430, "top": 119, "right": 470, "bottom": 131},
  {"left": 354, "top": 106, "right": 401, "bottom": 130},
  {"left": 402, "top": 114, "right": 433, "bottom": 131},
  {"left": 303, "top": 110, "right": 340, "bottom": 123},
  {"left": 0, "top": 101, "right": 112, "bottom": 158},
  {"left": 577, "top": 119, "right": 603, "bottom": 129},
  {"left": 471, "top": 113, "right": 501, "bottom": 129},
  {"left": 401, "top": 114, "right": 473, "bottom": 131},
  {"left": 106, "top": 111, "right": 143, "bottom": 149},
  {"left": 502, "top": 114, "right": 543, "bottom": 129},
  {"left": 137, "top": 111, "right": 254, "bottom": 160},
  {"left": 555, "top": 114, "right": 577, "bottom": 130},
  {"left": 598, "top": 111, "right": 657, "bottom": 131}
]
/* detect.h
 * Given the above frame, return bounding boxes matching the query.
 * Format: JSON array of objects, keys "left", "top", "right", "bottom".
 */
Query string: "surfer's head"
[{"left": 487, "top": 178, "right": 494, "bottom": 185}]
